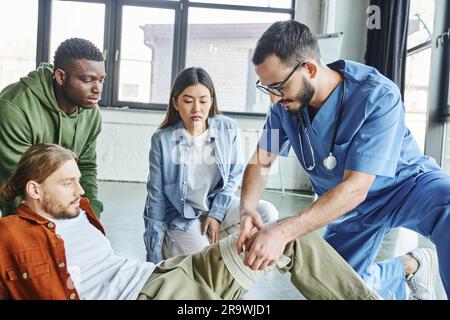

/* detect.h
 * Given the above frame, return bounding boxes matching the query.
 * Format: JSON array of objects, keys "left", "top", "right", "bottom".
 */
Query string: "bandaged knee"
[{"left": 218, "top": 234, "right": 290, "bottom": 290}]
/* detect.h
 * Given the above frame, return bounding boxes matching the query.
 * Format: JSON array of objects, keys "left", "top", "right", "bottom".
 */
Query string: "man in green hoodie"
[{"left": 0, "top": 38, "right": 105, "bottom": 217}]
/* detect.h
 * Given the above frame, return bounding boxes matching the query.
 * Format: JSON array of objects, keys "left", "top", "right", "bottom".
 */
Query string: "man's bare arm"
[
  {"left": 237, "top": 148, "right": 278, "bottom": 253},
  {"left": 243, "top": 169, "right": 376, "bottom": 270}
]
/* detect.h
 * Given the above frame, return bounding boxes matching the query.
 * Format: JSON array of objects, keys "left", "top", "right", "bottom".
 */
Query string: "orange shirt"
[{"left": 0, "top": 198, "right": 105, "bottom": 300}]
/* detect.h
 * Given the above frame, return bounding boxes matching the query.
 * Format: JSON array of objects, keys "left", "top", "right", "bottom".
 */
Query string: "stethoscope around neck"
[{"left": 297, "top": 80, "right": 346, "bottom": 171}]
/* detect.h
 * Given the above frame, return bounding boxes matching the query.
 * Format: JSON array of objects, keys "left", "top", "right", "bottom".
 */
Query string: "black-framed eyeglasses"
[{"left": 255, "top": 60, "right": 306, "bottom": 97}]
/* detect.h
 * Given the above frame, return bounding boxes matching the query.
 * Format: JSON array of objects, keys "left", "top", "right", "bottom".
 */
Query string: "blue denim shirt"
[{"left": 143, "top": 115, "right": 244, "bottom": 263}]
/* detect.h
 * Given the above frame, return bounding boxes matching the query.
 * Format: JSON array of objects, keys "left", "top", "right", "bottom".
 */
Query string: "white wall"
[
  {"left": 97, "top": 108, "right": 311, "bottom": 191},
  {"left": 333, "top": 0, "right": 370, "bottom": 62},
  {"left": 295, "top": 0, "right": 369, "bottom": 63},
  {"left": 295, "top": 0, "right": 323, "bottom": 33}
]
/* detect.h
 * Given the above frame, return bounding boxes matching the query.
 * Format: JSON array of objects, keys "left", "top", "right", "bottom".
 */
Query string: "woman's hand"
[{"left": 202, "top": 216, "right": 220, "bottom": 244}]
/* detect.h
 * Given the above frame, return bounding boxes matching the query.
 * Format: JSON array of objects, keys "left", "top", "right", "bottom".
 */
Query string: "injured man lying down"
[{"left": 0, "top": 144, "right": 379, "bottom": 300}]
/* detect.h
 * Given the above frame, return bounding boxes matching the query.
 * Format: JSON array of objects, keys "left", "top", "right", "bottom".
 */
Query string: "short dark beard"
[
  {"left": 42, "top": 195, "right": 81, "bottom": 220},
  {"left": 285, "top": 76, "right": 315, "bottom": 115}
]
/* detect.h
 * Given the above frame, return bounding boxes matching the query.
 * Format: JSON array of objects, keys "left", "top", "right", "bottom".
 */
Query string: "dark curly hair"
[{"left": 53, "top": 37, "right": 104, "bottom": 71}]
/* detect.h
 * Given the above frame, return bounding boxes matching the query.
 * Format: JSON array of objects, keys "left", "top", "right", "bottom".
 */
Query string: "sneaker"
[{"left": 406, "top": 248, "right": 438, "bottom": 300}]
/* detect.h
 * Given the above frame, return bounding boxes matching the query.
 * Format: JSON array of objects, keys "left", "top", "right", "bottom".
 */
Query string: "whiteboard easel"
[{"left": 316, "top": 32, "right": 344, "bottom": 64}]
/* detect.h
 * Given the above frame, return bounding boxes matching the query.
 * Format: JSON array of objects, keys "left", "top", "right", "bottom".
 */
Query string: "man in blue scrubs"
[{"left": 237, "top": 20, "right": 450, "bottom": 300}]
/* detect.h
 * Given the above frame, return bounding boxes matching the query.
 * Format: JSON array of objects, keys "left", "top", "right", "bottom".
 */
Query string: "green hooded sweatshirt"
[{"left": 0, "top": 63, "right": 103, "bottom": 217}]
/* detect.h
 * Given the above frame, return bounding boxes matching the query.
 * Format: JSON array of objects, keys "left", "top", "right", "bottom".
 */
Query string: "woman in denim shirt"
[{"left": 144, "top": 67, "right": 278, "bottom": 263}]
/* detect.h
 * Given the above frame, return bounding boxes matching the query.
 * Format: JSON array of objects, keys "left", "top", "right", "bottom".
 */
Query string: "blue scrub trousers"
[{"left": 323, "top": 171, "right": 450, "bottom": 300}]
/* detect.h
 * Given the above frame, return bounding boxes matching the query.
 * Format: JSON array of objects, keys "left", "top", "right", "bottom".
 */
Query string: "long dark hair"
[{"left": 159, "top": 67, "right": 221, "bottom": 129}]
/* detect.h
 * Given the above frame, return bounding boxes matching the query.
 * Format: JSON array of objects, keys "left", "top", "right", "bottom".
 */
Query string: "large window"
[
  {"left": 0, "top": 0, "right": 38, "bottom": 90},
  {"left": 404, "top": 0, "right": 436, "bottom": 153},
  {"left": 189, "top": 0, "right": 292, "bottom": 8},
  {"left": 49, "top": 1, "right": 105, "bottom": 61},
  {"left": 116, "top": 6, "right": 175, "bottom": 105},
  {"left": 5, "top": 0, "right": 294, "bottom": 114},
  {"left": 185, "top": 8, "right": 290, "bottom": 113}
]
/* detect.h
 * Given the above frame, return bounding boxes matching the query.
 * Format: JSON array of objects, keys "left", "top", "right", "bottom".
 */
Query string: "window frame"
[
  {"left": 37, "top": 0, "right": 113, "bottom": 108},
  {"left": 36, "top": 0, "right": 295, "bottom": 116},
  {"left": 111, "top": 1, "right": 181, "bottom": 110},
  {"left": 423, "top": 0, "right": 450, "bottom": 164}
]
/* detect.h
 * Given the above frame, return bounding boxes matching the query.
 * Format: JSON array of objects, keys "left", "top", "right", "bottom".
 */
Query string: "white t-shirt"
[
  {"left": 185, "top": 129, "right": 221, "bottom": 211},
  {"left": 51, "top": 211, "right": 155, "bottom": 300}
]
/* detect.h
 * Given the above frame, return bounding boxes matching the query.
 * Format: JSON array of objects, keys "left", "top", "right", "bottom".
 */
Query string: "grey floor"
[{"left": 98, "top": 181, "right": 446, "bottom": 300}]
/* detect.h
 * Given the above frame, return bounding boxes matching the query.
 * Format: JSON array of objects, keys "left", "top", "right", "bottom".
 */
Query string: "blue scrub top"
[{"left": 259, "top": 60, "right": 440, "bottom": 217}]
